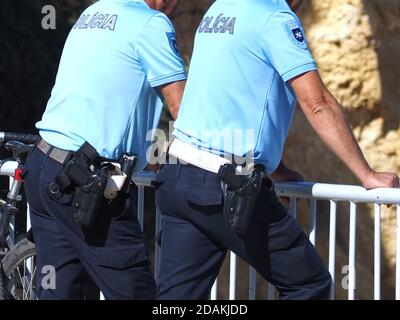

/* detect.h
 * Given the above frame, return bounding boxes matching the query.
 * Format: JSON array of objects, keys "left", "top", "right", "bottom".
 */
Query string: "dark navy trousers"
[
  {"left": 155, "top": 164, "right": 332, "bottom": 300},
  {"left": 23, "top": 147, "right": 155, "bottom": 299}
]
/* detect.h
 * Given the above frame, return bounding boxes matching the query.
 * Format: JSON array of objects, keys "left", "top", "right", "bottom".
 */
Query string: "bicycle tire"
[
  {"left": 1, "top": 238, "right": 36, "bottom": 300},
  {"left": 0, "top": 264, "right": 13, "bottom": 300}
]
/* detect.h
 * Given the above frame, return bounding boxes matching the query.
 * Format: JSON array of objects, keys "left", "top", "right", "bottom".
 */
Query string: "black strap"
[
  {"left": 218, "top": 164, "right": 244, "bottom": 189},
  {"left": 76, "top": 142, "right": 99, "bottom": 164},
  {"left": 55, "top": 141, "right": 100, "bottom": 191},
  {"left": 218, "top": 163, "right": 265, "bottom": 190}
]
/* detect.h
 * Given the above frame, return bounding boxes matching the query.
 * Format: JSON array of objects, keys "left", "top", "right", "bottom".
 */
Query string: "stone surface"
[
  {"left": 172, "top": 0, "right": 214, "bottom": 65},
  {"left": 288, "top": 0, "right": 400, "bottom": 299}
]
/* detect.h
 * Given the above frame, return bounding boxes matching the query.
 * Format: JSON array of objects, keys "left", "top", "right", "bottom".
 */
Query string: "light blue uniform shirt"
[
  {"left": 37, "top": 0, "right": 186, "bottom": 171},
  {"left": 174, "top": 0, "right": 317, "bottom": 173}
]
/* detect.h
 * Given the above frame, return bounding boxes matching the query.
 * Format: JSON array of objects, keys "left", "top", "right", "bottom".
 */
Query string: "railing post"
[
  {"left": 374, "top": 204, "right": 381, "bottom": 300},
  {"left": 155, "top": 208, "right": 162, "bottom": 279},
  {"left": 26, "top": 203, "right": 31, "bottom": 232},
  {"left": 396, "top": 205, "right": 400, "bottom": 300},
  {"left": 229, "top": 252, "right": 237, "bottom": 300},
  {"left": 211, "top": 279, "right": 218, "bottom": 300},
  {"left": 309, "top": 199, "right": 317, "bottom": 246},
  {"left": 249, "top": 267, "right": 256, "bottom": 300},
  {"left": 267, "top": 283, "right": 275, "bottom": 300},
  {"left": 132, "top": 173, "right": 400, "bottom": 301},
  {"left": 8, "top": 176, "right": 15, "bottom": 245},
  {"left": 328, "top": 200, "right": 337, "bottom": 300},
  {"left": 137, "top": 185, "right": 145, "bottom": 230},
  {"left": 289, "top": 197, "right": 297, "bottom": 219},
  {"left": 348, "top": 201, "right": 357, "bottom": 300}
]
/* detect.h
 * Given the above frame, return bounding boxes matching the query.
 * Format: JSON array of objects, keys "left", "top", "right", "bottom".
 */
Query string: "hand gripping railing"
[
  {"left": 133, "top": 172, "right": 400, "bottom": 300},
  {"left": 274, "top": 182, "right": 400, "bottom": 300}
]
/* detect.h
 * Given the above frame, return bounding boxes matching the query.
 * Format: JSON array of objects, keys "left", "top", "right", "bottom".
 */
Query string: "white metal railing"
[
  {"left": 275, "top": 182, "right": 400, "bottom": 300},
  {"left": 3, "top": 154, "right": 398, "bottom": 299},
  {"left": 3, "top": 163, "right": 398, "bottom": 300},
  {"left": 133, "top": 172, "right": 400, "bottom": 300}
]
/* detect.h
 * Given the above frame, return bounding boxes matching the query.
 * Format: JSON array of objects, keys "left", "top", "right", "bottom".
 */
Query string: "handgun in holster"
[
  {"left": 218, "top": 163, "right": 266, "bottom": 234},
  {"left": 72, "top": 164, "right": 112, "bottom": 228},
  {"left": 55, "top": 142, "right": 138, "bottom": 229},
  {"left": 54, "top": 142, "right": 107, "bottom": 228},
  {"left": 72, "top": 154, "right": 137, "bottom": 228}
]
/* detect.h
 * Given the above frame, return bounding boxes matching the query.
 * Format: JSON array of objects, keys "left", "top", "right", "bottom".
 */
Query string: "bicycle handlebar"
[{"left": 0, "top": 132, "right": 39, "bottom": 145}]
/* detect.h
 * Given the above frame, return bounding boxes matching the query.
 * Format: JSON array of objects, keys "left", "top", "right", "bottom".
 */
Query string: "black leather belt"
[{"left": 36, "top": 139, "right": 73, "bottom": 165}]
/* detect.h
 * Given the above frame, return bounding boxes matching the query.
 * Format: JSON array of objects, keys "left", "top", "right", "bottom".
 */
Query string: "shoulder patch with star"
[
  {"left": 166, "top": 32, "right": 180, "bottom": 57},
  {"left": 282, "top": 19, "right": 308, "bottom": 50}
]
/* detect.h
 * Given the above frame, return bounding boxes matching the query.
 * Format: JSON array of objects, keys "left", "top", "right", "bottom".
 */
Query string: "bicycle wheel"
[{"left": 1, "top": 238, "right": 37, "bottom": 300}]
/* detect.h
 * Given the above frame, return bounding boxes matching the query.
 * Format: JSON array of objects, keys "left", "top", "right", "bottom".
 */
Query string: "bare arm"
[
  {"left": 290, "top": 71, "right": 399, "bottom": 189},
  {"left": 157, "top": 80, "right": 186, "bottom": 120},
  {"left": 270, "top": 159, "right": 303, "bottom": 182}
]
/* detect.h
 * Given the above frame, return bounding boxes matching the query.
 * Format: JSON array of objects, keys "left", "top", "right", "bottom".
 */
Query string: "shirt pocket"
[{"left": 180, "top": 171, "right": 223, "bottom": 207}]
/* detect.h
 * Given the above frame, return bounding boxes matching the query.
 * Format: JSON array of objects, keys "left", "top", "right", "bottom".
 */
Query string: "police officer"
[
  {"left": 23, "top": 0, "right": 186, "bottom": 299},
  {"left": 155, "top": 0, "right": 400, "bottom": 299}
]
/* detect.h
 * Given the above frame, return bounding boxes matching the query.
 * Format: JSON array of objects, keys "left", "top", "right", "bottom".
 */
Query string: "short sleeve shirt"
[
  {"left": 37, "top": 0, "right": 186, "bottom": 170},
  {"left": 173, "top": 0, "right": 316, "bottom": 173}
]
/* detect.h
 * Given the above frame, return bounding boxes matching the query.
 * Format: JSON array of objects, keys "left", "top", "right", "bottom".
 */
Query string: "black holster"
[
  {"left": 55, "top": 142, "right": 106, "bottom": 229},
  {"left": 218, "top": 164, "right": 265, "bottom": 234},
  {"left": 55, "top": 142, "right": 100, "bottom": 191},
  {"left": 55, "top": 142, "right": 138, "bottom": 229},
  {"left": 72, "top": 164, "right": 111, "bottom": 228}
]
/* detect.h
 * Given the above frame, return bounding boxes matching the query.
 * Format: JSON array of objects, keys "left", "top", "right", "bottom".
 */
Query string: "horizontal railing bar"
[
  {"left": 275, "top": 182, "right": 400, "bottom": 204},
  {"left": 132, "top": 171, "right": 400, "bottom": 301},
  {"left": 133, "top": 172, "right": 400, "bottom": 204}
]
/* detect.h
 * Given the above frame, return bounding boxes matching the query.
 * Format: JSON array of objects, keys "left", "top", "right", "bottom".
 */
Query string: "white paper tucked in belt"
[
  {"left": 169, "top": 138, "right": 254, "bottom": 175},
  {"left": 103, "top": 163, "right": 127, "bottom": 200}
]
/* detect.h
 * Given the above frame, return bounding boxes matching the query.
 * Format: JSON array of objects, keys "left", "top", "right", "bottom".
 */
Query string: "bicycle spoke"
[
  {"left": 30, "top": 258, "right": 36, "bottom": 299},
  {"left": 26, "top": 264, "right": 37, "bottom": 300},
  {"left": 22, "top": 259, "right": 36, "bottom": 300},
  {"left": 23, "top": 261, "right": 27, "bottom": 300},
  {"left": 16, "top": 266, "right": 25, "bottom": 299}
]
